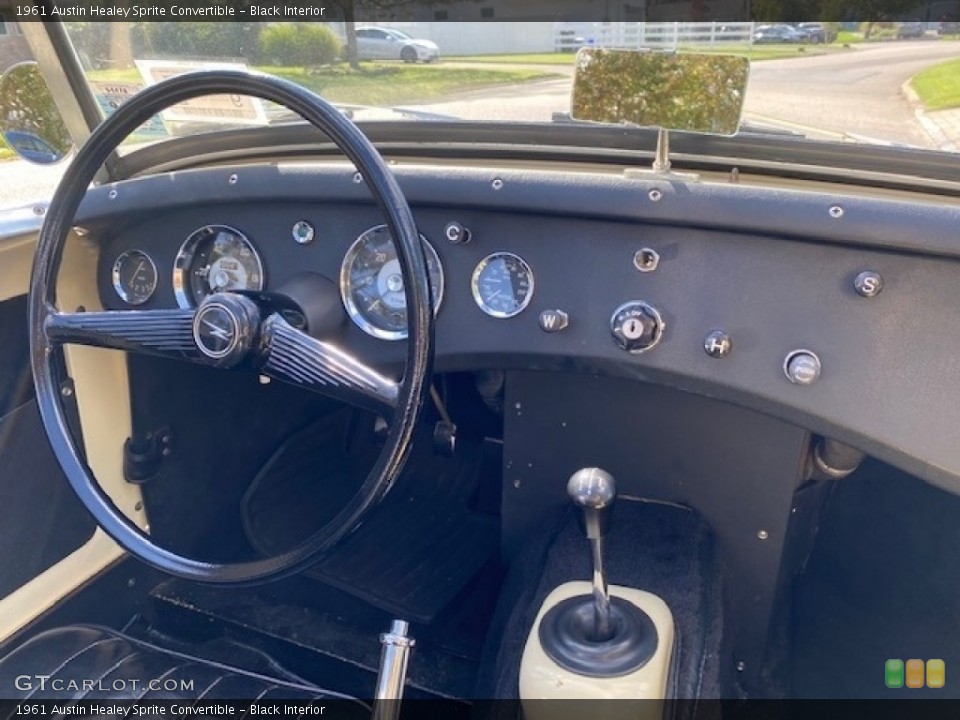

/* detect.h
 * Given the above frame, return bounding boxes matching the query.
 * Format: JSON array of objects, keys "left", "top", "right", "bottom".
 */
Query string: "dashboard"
[{"left": 86, "top": 161, "right": 960, "bottom": 495}]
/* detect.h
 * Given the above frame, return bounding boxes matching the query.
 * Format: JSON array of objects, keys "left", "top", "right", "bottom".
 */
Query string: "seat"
[{"left": 0, "top": 625, "right": 370, "bottom": 706}]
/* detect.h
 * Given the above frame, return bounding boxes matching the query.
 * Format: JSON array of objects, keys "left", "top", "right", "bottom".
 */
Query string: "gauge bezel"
[
  {"left": 173, "top": 224, "right": 264, "bottom": 309},
  {"left": 340, "top": 224, "right": 444, "bottom": 341},
  {"left": 111, "top": 249, "right": 158, "bottom": 306},
  {"left": 471, "top": 251, "right": 535, "bottom": 319}
]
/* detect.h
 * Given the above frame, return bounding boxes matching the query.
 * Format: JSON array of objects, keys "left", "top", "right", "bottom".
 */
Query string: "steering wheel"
[{"left": 28, "top": 71, "right": 434, "bottom": 584}]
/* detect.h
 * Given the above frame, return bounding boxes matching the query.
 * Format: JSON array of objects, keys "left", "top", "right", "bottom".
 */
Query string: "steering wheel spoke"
[
  {"left": 261, "top": 315, "right": 398, "bottom": 414},
  {"left": 44, "top": 307, "right": 199, "bottom": 359}
]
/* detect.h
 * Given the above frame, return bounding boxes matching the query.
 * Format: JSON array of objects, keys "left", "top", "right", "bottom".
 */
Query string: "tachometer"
[
  {"left": 340, "top": 225, "right": 444, "bottom": 340},
  {"left": 173, "top": 225, "right": 264, "bottom": 308},
  {"left": 472, "top": 252, "right": 534, "bottom": 318},
  {"left": 112, "top": 250, "right": 158, "bottom": 305}
]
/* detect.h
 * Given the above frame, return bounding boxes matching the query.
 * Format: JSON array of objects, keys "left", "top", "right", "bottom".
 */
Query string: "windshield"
[{"left": 3, "top": 19, "right": 960, "bottom": 206}]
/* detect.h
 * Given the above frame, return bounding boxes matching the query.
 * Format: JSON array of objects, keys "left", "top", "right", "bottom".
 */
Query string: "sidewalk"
[
  {"left": 921, "top": 107, "right": 960, "bottom": 152},
  {"left": 901, "top": 80, "right": 960, "bottom": 152}
]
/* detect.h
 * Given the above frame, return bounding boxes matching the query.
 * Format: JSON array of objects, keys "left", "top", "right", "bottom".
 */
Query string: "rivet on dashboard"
[
  {"left": 353, "top": 172, "right": 363, "bottom": 184},
  {"left": 648, "top": 189, "right": 662, "bottom": 202},
  {"left": 737, "top": 661, "right": 746, "bottom": 672},
  {"left": 757, "top": 530, "right": 769, "bottom": 540},
  {"left": 633, "top": 248, "right": 660, "bottom": 272},
  {"left": 228, "top": 174, "right": 238, "bottom": 185},
  {"left": 32, "top": 204, "right": 45, "bottom": 216},
  {"left": 492, "top": 178, "right": 504, "bottom": 190},
  {"left": 108, "top": 189, "right": 118, "bottom": 200},
  {"left": 828, "top": 205, "right": 844, "bottom": 218}
]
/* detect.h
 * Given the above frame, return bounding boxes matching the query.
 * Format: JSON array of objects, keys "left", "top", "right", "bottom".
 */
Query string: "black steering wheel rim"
[{"left": 29, "top": 70, "right": 434, "bottom": 584}]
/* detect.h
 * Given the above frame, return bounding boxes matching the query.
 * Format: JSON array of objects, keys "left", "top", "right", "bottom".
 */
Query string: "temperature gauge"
[{"left": 112, "top": 250, "right": 157, "bottom": 305}]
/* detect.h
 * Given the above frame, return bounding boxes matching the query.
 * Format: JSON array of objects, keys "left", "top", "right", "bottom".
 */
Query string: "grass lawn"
[
  {"left": 910, "top": 57, "right": 960, "bottom": 110},
  {"left": 89, "top": 63, "right": 561, "bottom": 107},
  {"left": 449, "top": 44, "right": 852, "bottom": 64}
]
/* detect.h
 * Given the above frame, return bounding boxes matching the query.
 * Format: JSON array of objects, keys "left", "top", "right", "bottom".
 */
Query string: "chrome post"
[
  {"left": 652, "top": 127, "right": 672, "bottom": 174},
  {"left": 372, "top": 619, "right": 415, "bottom": 720},
  {"left": 567, "top": 468, "right": 617, "bottom": 642}
]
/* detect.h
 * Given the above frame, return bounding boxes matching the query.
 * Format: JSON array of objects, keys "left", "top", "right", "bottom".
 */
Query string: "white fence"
[{"left": 555, "top": 22, "right": 755, "bottom": 52}]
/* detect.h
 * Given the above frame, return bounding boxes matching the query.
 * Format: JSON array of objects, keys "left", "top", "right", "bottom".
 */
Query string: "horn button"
[{"left": 192, "top": 292, "right": 260, "bottom": 367}]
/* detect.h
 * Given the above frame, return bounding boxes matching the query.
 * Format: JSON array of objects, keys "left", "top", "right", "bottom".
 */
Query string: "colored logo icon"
[{"left": 886, "top": 658, "right": 945, "bottom": 688}]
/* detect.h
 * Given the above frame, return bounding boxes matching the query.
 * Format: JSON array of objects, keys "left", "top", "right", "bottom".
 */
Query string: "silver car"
[{"left": 355, "top": 27, "right": 440, "bottom": 63}]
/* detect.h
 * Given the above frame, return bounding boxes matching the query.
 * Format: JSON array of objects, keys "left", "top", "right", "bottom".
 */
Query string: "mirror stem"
[{"left": 652, "top": 127, "right": 671, "bottom": 174}]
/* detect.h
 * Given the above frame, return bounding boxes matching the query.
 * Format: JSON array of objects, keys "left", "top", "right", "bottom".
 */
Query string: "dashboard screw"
[
  {"left": 492, "top": 178, "right": 504, "bottom": 190},
  {"left": 829, "top": 205, "right": 844, "bottom": 218},
  {"left": 737, "top": 661, "right": 745, "bottom": 672},
  {"left": 648, "top": 189, "right": 662, "bottom": 202},
  {"left": 60, "top": 385, "right": 73, "bottom": 398},
  {"left": 108, "top": 189, "right": 117, "bottom": 199},
  {"left": 757, "top": 530, "right": 769, "bottom": 540},
  {"left": 353, "top": 172, "right": 363, "bottom": 184},
  {"left": 228, "top": 174, "right": 238, "bottom": 185},
  {"left": 32, "top": 204, "right": 46, "bottom": 216}
]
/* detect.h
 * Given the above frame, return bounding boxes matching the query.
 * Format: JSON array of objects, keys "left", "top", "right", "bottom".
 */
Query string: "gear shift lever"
[
  {"left": 536, "top": 467, "right": 658, "bottom": 678},
  {"left": 567, "top": 467, "right": 616, "bottom": 641}
]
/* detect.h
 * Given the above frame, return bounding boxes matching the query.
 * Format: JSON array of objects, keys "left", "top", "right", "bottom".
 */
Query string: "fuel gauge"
[{"left": 112, "top": 250, "right": 158, "bottom": 305}]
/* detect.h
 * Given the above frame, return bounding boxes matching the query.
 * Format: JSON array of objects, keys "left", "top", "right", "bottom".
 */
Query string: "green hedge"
[{"left": 258, "top": 24, "right": 341, "bottom": 67}]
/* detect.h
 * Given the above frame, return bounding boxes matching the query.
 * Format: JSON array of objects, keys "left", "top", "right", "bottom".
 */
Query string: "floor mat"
[
  {"left": 242, "top": 418, "right": 499, "bottom": 624},
  {"left": 792, "top": 459, "right": 960, "bottom": 698}
]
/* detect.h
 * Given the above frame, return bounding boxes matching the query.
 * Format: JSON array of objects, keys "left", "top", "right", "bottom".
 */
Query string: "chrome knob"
[{"left": 567, "top": 467, "right": 616, "bottom": 539}]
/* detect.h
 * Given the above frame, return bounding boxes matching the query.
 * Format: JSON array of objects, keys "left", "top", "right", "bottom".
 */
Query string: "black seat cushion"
[{"left": 0, "top": 624, "right": 370, "bottom": 708}]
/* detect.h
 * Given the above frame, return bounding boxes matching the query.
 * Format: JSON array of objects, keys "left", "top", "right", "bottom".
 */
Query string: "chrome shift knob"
[
  {"left": 567, "top": 468, "right": 617, "bottom": 641},
  {"left": 567, "top": 467, "right": 616, "bottom": 540}
]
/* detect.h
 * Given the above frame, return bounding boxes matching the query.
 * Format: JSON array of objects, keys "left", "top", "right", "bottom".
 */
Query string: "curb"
[{"left": 900, "top": 78, "right": 958, "bottom": 151}]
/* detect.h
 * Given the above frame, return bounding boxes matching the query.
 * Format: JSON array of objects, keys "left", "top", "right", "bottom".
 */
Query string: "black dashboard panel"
[{"left": 87, "top": 163, "right": 960, "bottom": 494}]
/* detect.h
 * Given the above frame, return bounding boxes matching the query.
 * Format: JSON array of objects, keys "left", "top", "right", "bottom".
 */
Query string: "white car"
[{"left": 355, "top": 27, "right": 440, "bottom": 63}]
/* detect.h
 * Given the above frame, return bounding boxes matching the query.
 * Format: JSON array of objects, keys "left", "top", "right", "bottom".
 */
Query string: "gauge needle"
[
  {"left": 130, "top": 260, "right": 146, "bottom": 281},
  {"left": 486, "top": 289, "right": 502, "bottom": 300}
]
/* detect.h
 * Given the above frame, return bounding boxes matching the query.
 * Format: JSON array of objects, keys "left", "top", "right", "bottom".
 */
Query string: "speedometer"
[
  {"left": 340, "top": 225, "right": 444, "bottom": 340},
  {"left": 471, "top": 252, "right": 534, "bottom": 318},
  {"left": 173, "top": 225, "right": 264, "bottom": 308}
]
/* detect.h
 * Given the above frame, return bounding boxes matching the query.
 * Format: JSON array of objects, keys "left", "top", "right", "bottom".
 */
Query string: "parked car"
[
  {"left": 752, "top": 24, "right": 808, "bottom": 43},
  {"left": 354, "top": 26, "right": 440, "bottom": 63},
  {"left": 796, "top": 22, "right": 835, "bottom": 43},
  {"left": 897, "top": 22, "right": 926, "bottom": 39}
]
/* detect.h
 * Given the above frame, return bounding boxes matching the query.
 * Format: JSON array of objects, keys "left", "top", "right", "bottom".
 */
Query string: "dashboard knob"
[
  {"left": 444, "top": 221, "right": 471, "bottom": 244},
  {"left": 610, "top": 301, "right": 664, "bottom": 354}
]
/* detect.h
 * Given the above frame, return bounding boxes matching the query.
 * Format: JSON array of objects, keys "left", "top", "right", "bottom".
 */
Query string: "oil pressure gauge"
[
  {"left": 472, "top": 252, "right": 534, "bottom": 318},
  {"left": 112, "top": 249, "right": 157, "bottom": 305}
]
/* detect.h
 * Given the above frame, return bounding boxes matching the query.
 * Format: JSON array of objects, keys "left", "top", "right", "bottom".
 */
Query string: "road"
[
  {"left": 407, "top": 40, "right": 960, "bottom": 146},
  {"left": 2, "top": 40, "right": 959, "bottom": 207}
]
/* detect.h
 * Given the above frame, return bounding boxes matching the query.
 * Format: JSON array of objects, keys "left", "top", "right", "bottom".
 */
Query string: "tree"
[{"left": 848, "top": 0, "right": 925, "bottom": 36}]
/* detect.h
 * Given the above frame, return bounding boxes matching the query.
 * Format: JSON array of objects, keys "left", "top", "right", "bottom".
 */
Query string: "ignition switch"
[{"left": 610, "top": 301, "right": 665, "bottom": 354}]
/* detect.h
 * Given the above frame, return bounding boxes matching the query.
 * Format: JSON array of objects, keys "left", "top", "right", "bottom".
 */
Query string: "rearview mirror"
[
  {"left": 0, "top": 62, "right": 74, "bottom": 165},
  {"left": 570, "top": 49, "right": 750, "bottom": 136}
]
